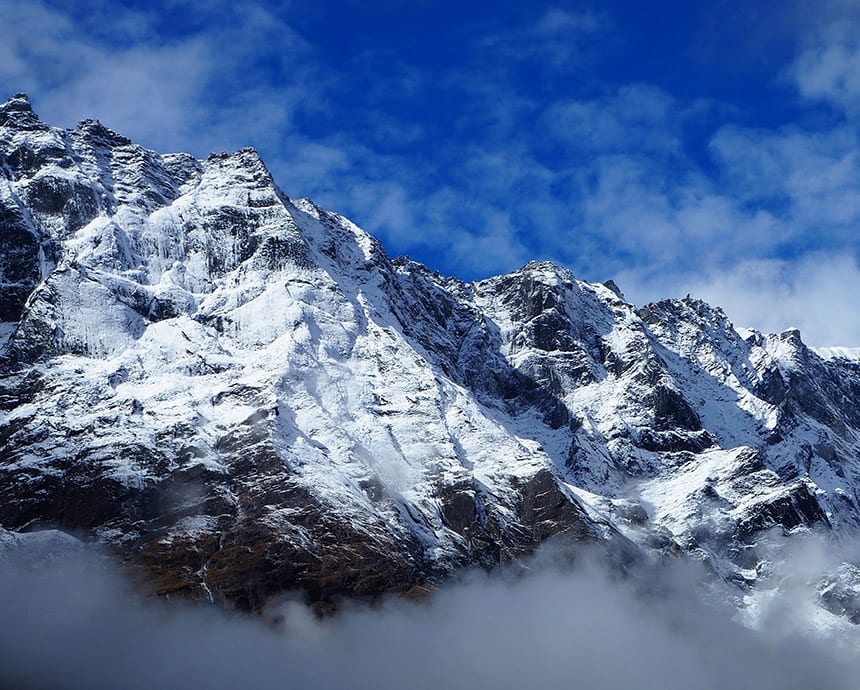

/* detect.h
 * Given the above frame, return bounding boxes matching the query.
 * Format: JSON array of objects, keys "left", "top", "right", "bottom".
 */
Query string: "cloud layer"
[{"left": 0, "top": 537, "right": 858, "bottom": 690}]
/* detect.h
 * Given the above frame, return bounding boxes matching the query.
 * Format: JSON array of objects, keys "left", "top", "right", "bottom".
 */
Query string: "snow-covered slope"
[{"left": 3, "top": 93, "right": 860, "bottom": 615}]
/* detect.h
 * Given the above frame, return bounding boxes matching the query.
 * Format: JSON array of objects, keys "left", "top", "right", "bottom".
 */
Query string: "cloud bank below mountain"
[{"left": 1, "top": 537, "right": 858, "bottom": 690}]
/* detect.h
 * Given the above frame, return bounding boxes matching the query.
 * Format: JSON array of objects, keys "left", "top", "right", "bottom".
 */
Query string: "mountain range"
[{"left": 2, "top": 92, "right": 860, "bottom": 620}]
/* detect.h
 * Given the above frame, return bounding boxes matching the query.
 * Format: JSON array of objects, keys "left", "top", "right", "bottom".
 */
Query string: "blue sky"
[{"left": 3, "top": 0, "right": 860, "bottom": 344}]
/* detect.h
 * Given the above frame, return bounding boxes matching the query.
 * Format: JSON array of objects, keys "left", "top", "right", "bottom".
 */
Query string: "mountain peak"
[
  {"left": 779, "top": 326, "right": 804, "bottom": 349},
  {"left": 205, "top": 146, "right": 271, "bottom": 177},
  {"left": 206, "top": 146, "right": 263, "bottom": 163},
  {"left": 510, "top": 260, "right": 579, "bottom": 287},
  {"left": 2, "top": 92, "right": 31, "bottom": 109},
  {"left": 74, "top": 118, "right": 132, "bottom": 145},
  {"left": 520, "top": 259, "right": 569, "bottom": 273},
  {"left": 0, "top": 92, "right": 45, "bottom": 130}
]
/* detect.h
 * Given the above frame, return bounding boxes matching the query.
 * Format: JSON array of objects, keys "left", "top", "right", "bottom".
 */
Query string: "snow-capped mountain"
[{"left": 3, "top": 93, "right": 860, "bottom": 613}]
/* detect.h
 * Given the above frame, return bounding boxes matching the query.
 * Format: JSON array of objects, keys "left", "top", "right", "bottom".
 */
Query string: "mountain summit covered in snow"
[{"left": 2, "top": 93, "right": 860, "bottom": 616}]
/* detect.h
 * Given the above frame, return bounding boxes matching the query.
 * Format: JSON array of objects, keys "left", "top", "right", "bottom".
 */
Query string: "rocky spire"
[{"left": 0, "top": 93, "right": 47, "bottom": 131}]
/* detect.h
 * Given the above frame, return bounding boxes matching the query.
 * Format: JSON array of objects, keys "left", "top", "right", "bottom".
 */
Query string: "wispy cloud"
[
  {"left": 542, "top": 84, "right": 684, "bottom": 156},
  {"left": 478, "top": 8, "right": 606, "bottom": 71},
  {"left": 789, "top": 29, "right": 860, "bottom": 113}
]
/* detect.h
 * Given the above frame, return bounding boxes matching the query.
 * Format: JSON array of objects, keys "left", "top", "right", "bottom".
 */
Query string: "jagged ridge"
[{"left": 2, "top": 94, "right": 860, "bottom": 615}]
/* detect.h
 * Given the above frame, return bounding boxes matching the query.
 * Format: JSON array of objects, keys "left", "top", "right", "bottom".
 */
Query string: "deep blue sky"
[{"left": 3, "top": 0, "right": 860, "bottom": 344}]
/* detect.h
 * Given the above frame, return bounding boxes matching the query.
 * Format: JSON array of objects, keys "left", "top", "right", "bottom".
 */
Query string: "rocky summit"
[{"left": 2, "top": 93, "right": 860, "bottom": 614}]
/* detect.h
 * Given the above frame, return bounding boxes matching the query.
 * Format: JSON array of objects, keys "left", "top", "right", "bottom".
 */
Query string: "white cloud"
[
  {"left": 363, "top": 183, "right": 417, "bottom": 245},
  {"left": 790, "top": 38, "right": 860, "bottom": 113},
  {"left": 479, "top": 8, "right": 605, "bottom": 70},
  {"left": 0, "top": 0, "right": 317, "bottom": 155},
  {"left": 543, "top": 85, "right": 682, "bottom": 155},
  {"left": 618, "top": 253, "right": 860, "bottom": 347},
  {"left": 690, "top": 254, "right": 860, "bottom": 346},
  {"left": 710, "top": 124, "right": 860, "bottom": 229},
  {"left": 446, "top": 210, "right": 530, "bottom": 275},
  {"left": 1, "top": 540, "right": 858, "bottom": 690}
]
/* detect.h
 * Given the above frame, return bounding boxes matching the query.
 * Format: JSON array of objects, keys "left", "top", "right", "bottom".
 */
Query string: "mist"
[{"left": 1, "top": 535, "right": 858, "bottom": 690}]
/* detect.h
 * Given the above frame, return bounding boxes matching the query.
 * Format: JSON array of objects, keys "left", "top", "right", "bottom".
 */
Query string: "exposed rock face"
[{"left": 3, "top": 94, "right": 860, "bottom": 612}]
